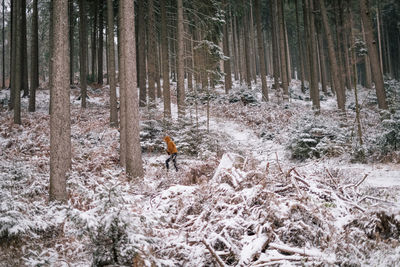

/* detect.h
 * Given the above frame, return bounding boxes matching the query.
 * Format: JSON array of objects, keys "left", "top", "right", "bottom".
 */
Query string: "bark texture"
[
  {"left": 107, "top": 0, "right": 118, "bottom": 126},
  {"left": 359, "top": 0, "right": 387, "bottom": 109},
  {"left": 120, "top": 0, "right": 144, "bottom": 178},
  {"left": 50, "top": 0, "right": 71, "bottom": 202}
]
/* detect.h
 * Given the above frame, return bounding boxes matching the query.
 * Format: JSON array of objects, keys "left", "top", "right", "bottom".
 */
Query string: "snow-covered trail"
[
  {"left": 208, "top": 109, "right": 400, "bottom": 190},
  {"left": 209, "top": 117, "right": 285, "bottom": 165}
]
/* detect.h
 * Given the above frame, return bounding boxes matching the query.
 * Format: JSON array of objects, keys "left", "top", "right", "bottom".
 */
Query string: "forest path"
[
  {"left": 209, "top": 116, "right": 286, "bottom": 168},
  {"left": 208, "top": 110, "right": 400, "bottom": 191}
]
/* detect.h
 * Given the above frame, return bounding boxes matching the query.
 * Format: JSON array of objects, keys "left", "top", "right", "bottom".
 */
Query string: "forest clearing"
[{"left": 1, "top": 0, "right": 400, "bottom": 266}]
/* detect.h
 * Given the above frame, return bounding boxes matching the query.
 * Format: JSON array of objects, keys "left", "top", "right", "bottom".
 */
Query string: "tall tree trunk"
[
  {"left": 177, "top": 0, "right": 185, "bottom": 117},
  {"left": 277, "top": 0, "right": 288, "bottom": 98},
  {"left": 242, "top": 1, "right": 251, "bottom": 88},
  {"left": 271, "top": 0, "right": 279, "bottom": 90},
  {"left": 1, "top": 0, "right": 4, "bottom": 88},
  {"left": 13, "top": 0, "right": 21, "bottom": 123},
  {"left": 361, "top": 20, "right": 372, "bottom": 89},
  {"left": 376, "top": 6, "right": 383, "bottom": 76},
  {"left": 295, "top": 0, "right": 305, "bottom": 92},
  {"left": 284, "top": 18, "right": 291, "bottom": 82},
  {"left": 79, "top": 0, "right": 87, "bottom": 108},
  {"left": 120, "top": 0, "right": 144, "bottom": 178},
  {"left": 255, "top": 0, "right": 268, "bottom": 101},
  {"left": 147, "top": 0, "right": 156, "bottom": 108},
  {"left": 91, "top": 0, "right": 97, "bottom": 82},
  {"left": 317, "top": 30, "right": 328, "bottom": 94},
  {"left": 156, "top": 37, "right": 162, "bottom": 98},
  {"left": 21, "top": 0, "right": 28, "bottom": 98},
  {"left": 107, "top": 0, "right": 118, "bottom": 127},
  {"left": 340, "top": 1, "right": 352, "bottom": 90},
  {"left": 48, "top": 1, "right": 54, "bottom": 114},
  {"left": 160, "top": 0, "right": 171, "bottom": 118},
  {"left": 186, "top": 28, "right": 193, "bottom": 91},
  {"left": 360, "top": 0, "right": 387, "bottom": 109},
  {"left": 118, "top": 1, "right": 126, "bottom": 167},
  {"left": 231, "top": 15, "right": 239, "bottom": 81},
  {"left": 222, "top": 0, "right": 232, "bottom": 93},
  {"left": 29, "top": 0, "right": 39, "bottom": 112},
  {"left": 137, "top": 0, "right": 146, "bottom": 107},
  {"left": 307, "top": 0, "right": 320, "bottom": 110},
  {"left": 249, "top": 1, "right": 256, "bottom": 83},
  {"left": 236, "top": 17, "right": 244, "bottom": 84},
  {"left": 97, "top": 0, "right": 104, "bottom": 84},
  {"left": 321, "top": 0, "right": 345, "bottom": 111},
  {"left": 50, "top": 0, "right": 70, "bottom": 202},
  {"left": 69, "top": 0, "right": 74, "bottom": 85},
  {"left": 9, "top": 0, "right": 14, "bottom": 98}
]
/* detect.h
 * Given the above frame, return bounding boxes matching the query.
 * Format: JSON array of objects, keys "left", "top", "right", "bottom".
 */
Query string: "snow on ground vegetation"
[{"left": 0, "top": 79, "right": 399, "bottom": 266}]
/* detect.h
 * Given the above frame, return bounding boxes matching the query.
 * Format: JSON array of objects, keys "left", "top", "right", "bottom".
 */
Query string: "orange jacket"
[{"left": 164, "top": 136, "right": 178, "bottom": 154}]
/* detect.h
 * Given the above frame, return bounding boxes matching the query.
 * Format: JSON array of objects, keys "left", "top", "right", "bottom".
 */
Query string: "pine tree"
[{"left": 49, "top": 0, "right": 71, "bottom": 202}]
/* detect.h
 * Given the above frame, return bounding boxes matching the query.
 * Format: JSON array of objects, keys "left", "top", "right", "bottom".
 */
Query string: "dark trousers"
[{"left": 166, "top": 153, "right": 178, "bottom": 171}]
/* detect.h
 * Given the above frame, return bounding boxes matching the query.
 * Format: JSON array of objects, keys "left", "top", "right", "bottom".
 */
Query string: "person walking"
[{"left": 164, "top": 136, "right": 178, "bottom": 172}]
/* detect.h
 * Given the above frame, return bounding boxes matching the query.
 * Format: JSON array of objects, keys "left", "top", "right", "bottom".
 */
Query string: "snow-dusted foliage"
[
  {"left": 288, "top": 115, "right": 349, "bottom": 160},
  {"left": 1, "top": 78, "right": 400, "bottom": 266}
]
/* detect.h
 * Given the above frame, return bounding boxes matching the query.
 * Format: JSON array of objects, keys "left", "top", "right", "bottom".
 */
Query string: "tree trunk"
[
  {"left": 97, "top": 0, "right": 104, "bottom": 84},
  {"left": 147, "top": 0, "right": 156, "bottom": 108},
  {"left": 12, "top": 0, "right": 21, "bottom": 123},
  {"left": 284, "top": 18, "right": 291, "bottom": 82},
  {"left": 160, "top": 0, "right": 171, "bottom": 118},
  {"left": 222, "top": 0, "right": 232, "bottom": 93},
  {"left": 177, "top": 0, "right": 185, "bottom": 117},
  {"left": 29, "top": 0, "right": 39, "bottom": 112},
  {"left": 235, "top": 17, "right": 244, "bottom": 84},
  {"left": 376, "top": 6, "right": 383, "bottom": 76},
  {"left": 69, "top": 0, "right": 74, "bottom": 85},
  {"left": 79, "top": 0, "right": 88, "bottom": 108},
  {"left": 186, "top": 28, "right": 193, "bottom": 91},
  {"left": 307, "top": 0, "right": 320, "bottom": 110},
  {"left": 359, "top": 0, "right": 387, "bottom": 109},
  {"left": 10, "top": 0, "right": 14, "bottom": 100},
  {"left": 277, "top": 0, "right": 288, "bottom": 98},
  {"left": 249, "top": 1, "right": 256, "bottom": 83},
  {"left": 320, "top": 0, "right": 345, "bottom": 111},
  {"left": 50, "top": 0, "right": 71, "bottom": 202},
  {"left": 21, "top": 0, "right": 28, "bottom": 98},
  {"left": 317, "top": 30, "right": 328, "bottom": 94},
  {"left": 2, "top": 0, "right": 4, "bottom": 89},
  {"left": 107, "top": 0, "right": 118, "bottom": 127},
  {"left": 231, "top": 15, "right": 239, "bottom": 81},
  {"left": 271, "top": 0, "right": 279, "bottom": 90},
  {"left": 255, "top": 0, "right": 268, "bottom": 101},
  {"left": 339, "top": 2, "right": 352, "bottom": 90},
  {"left": 244, "top": 5, "right": 252, "bottom": 88},
  {"left": 120, "top": 0, "right": 144, "bottom": 178},
  {"left": 48, "top": 0, "right": 54, "bottom": 114},
  {"left": 91, "top": 0, "right": 97, "bottom": 82},
  {"left": 361, "top": 20, "right": 372, "bottom": 89},
  {"left": 137, "top": 0, "right": 146, "bottom": 107},
  {"left": 118, "top": 1, "right": 126, "bottom": 167},
  {"left": 295, "top": 0, "right": 305, "bottom": 93}
]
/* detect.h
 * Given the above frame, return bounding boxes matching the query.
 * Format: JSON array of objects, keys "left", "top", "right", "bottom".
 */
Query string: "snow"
[{"left": 1, "top": 79, "right": 400, "bottom": 266}]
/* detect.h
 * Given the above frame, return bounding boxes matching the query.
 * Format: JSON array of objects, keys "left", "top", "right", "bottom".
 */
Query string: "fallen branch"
[
  {"left": 268, "top": 243, "right": 322, "bottom": 258},
  {"left": 201, "top": 239, "right": 227, "bottom": 267},
  {"left": 355, "top": 173, "right": 369, "bottom": 188},
  {"left": 325, "top": 168, "right": 338, "bottom": 186},
  {"left": 287, "top": 168, "right": 310, "bottom": 187},
  {"left": 358, "top": 196, "right": 399, "bottom": 206},
  {"left": 252, "top": 255, "right": 304, "bottom": 266},
  {"left": 274, "top": 184, "right": 293, "bottom": 193}
]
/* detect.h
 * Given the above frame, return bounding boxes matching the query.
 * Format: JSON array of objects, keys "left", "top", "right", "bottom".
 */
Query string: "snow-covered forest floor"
[{"left": 1, "top": 78, "right": 400, "bottom": 266}]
